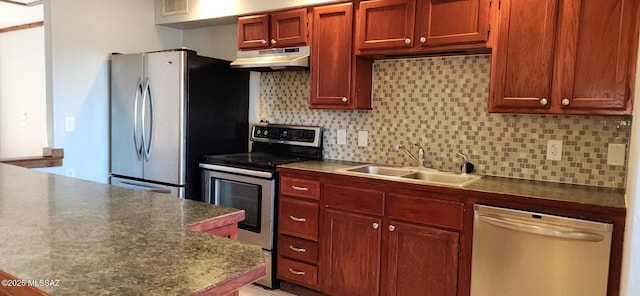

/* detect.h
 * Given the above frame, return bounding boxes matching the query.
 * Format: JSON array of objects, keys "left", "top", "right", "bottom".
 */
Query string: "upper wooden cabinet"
[
  {"left": 355, "top": 0, "right": 490, "bottom": 55},
  {"left": 489, "top": 0, "right": 639, "bottom": 115},
  {"left": 237, "top": 8, "right": 308, "bottom": 50},
  {"left": 310, "top": 3, "right": 373, "bottom": 110}
]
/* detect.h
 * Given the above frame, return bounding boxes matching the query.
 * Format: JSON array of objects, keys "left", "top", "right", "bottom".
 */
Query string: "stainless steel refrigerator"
[{"left": 110, "top": 49, "right": 249, "bottom": 200}]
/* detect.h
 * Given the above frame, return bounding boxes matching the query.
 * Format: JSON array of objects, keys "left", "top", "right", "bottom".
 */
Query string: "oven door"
[{"left": 201, "top": 165, "right": 275, "bottom": 250}]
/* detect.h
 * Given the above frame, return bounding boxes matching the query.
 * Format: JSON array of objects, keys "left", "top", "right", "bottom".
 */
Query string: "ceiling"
[{"left": 0, "top": 0, "right": 43, "bottom": 29}]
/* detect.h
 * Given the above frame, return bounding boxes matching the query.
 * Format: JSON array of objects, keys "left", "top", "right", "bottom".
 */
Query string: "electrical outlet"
[
  {"left": 65, "top": 168, "right": 76, "bottom": 177},
  {"left": 547, "top": 140, "right": 562, "bottom": 161},
  {"left": 607, "top": 144, "right": 626, "bottom": 166},
  {"left": 358, "top": 131, "right": 368, "bottom": 147},
  {"left": 337, "top": 129, "right": 347, "bottom": 145}
]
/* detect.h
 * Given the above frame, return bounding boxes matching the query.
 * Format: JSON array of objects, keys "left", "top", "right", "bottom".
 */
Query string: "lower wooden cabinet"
[
  {"left": 277, "top": 174, "right": 321, "bottom": 290},
  {"left": 320, "top": 180, "right": 462, "bottom": 296},
  {"left": 383, "top": 220, "right": 459, "bottom": 296},
  {"left": 321, "top": 208, "right": 383, "bottom": 296}
]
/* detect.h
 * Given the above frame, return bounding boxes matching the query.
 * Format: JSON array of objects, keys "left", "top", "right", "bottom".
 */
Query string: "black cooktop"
[
  {"left": 201, "top": 123, "right": 323, "bottom": 172},
  {"left": 202, "top": 152, "right": 306, "bottom": 172}
]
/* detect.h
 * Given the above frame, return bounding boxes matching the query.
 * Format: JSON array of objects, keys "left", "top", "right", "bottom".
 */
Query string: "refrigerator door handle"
[
  {"left": 141, "top": 78, "right": 154, "bottom": 161},
  {"left": 133, "top": 78, "right": 143, "bottom": 160},
  {"left": 116, "top": 180, "right": 172, "bottom": 194}
]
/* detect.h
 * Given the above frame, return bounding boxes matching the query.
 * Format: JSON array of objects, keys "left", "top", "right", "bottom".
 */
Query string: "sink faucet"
[
  {"left": 457, "top": 152, "right": 472, "bottom": 174},
  {"left": 415, "top": 142, "right": 425, "bottom": 167},
  {"left": 395, "top": 143, "right": 426, "bottom": 167}
]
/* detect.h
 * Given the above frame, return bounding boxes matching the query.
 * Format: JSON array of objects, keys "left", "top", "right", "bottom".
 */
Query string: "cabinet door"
[
  {"left": 356, "top": 0, "right": 417, "bottom": 51},
  {"left": 383, "top": 221, "right": 459, "bottom": 296},
  {"left": 553, "top": 0, "right": 636, "bottom": 114},
  {"left": 415, "top": 0, "right": 489, "bottom": 47},
  {"left": 321, "top": 208, "right": 382, "bottom": 296},
  {"left": 270, "top": 8, "right": 308, "bottom": 48},
  {"left": 237, "top": 14, "right": 270, "bottom": 50},
  {"left": 310, "top": 3, "right": 353, "bottom": 107},
  {"left": 488, "top": 0, "right": 558, "bottom": 112}
]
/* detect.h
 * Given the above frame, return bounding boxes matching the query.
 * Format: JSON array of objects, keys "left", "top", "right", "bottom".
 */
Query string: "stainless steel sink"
[
  {"left": 339, "top": 164, "right": 482, "bottom": 187},
  {"left": 401, "top": 171, "right": 482, "bottom": 187},
  {"left": 344, "top": 165, "right": 414, "bottom": 177}
]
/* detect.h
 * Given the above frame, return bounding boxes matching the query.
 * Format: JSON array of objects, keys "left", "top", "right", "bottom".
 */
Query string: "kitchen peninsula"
[{"left": 0, "top": 164, "right": 265, "bottom": 296}]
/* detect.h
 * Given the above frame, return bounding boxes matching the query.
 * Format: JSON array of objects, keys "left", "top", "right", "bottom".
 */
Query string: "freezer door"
[
  {"left": 142, "top": 51, "right": 187, "bottom": 185},
  {"left": 111, "top": 53, "right": 144, "bottom": 179}
]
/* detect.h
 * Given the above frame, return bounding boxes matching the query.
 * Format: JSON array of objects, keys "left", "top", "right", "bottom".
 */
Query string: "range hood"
[{"left": 230, "top": 46, "right": 310, "bottom": 71}]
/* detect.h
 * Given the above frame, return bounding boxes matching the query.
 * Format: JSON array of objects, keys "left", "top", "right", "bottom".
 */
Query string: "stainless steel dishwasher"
[{"left": 471, "top": 204, "right": 613, "bottom": 296}]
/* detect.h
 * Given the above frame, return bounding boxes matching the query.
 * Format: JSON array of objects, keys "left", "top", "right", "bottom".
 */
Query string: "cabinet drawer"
[
  {"left": 324, "top": 183, "right": 384, "bottom": 216},
  {"left": 277, "top": 257, "right": 318, "bottom": 289},
  {"left": 387, "top": 193, "right": 463, "bottom": 230},
  {"left": 279, "top": 198, "right": 319, "bottom": 240},
  {"left": 278, "top": 235, "right": 318, "bottom": 264},
  {"left": 281, "top": 176, "right": 320, "bottom": 200}
]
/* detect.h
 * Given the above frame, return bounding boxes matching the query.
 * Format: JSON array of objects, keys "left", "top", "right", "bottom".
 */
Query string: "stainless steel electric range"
[{"left": 199, "top": 123, "right": 323, "bottom": 289}]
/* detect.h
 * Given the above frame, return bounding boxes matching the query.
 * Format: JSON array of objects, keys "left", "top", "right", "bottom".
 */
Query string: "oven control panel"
[{"left": 251, "top": 123, "right": 322, "bottom": 148}]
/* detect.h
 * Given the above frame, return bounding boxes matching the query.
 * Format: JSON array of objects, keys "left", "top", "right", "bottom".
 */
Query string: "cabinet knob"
[
  {"left": 271, "top": 39, "right": 276, "bottom": 45},
  {"left": 540, "top": 98, "right": 548, "bottom": 106},
  {"left": 419, "top": 36, "right": 426, "bottom": 43},
  {"left": 341, "top": 97, "right": 348, "bottom": 103},
  {"left": 404, "top": 38, "right": 411, "bottom": 45},
  {"left": 388, "top": 225, "right": 396, "bottom": 232},
  {"left": 260, "top": 39, "right": 267, "bottom": 44},
  {"left": 562, "top": 98, "right": 570, "bottom": 106},
  {"left": 373, "top": 223, "right": 379, "bottom": 229}
]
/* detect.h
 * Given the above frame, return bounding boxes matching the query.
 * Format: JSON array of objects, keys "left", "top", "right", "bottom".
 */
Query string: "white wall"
[
  {"left": 0, "top": 26, "right": 47, "bottom": 158},
  {"left": 156, "top": 0, "right": 342, "bottom": 27},
  {"left": 39, "top": 0, "right": 183, "bottom": 183},
  {"left": 183, "top": 23, "right": 237, "bottom": 60},
  {"left": 620, "top": 36, "right": 640, "bottom": 295}
]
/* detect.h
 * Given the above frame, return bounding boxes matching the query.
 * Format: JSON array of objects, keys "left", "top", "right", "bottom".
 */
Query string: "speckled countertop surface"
[
  {"left": 278, "top": 160, "right": 626, "bottom": 209},
  {"left": 0, "top": 164, "right": 265, "bottom": 295}
]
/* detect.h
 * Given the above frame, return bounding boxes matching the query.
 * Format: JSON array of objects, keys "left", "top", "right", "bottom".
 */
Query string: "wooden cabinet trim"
[
  {"left": 323, "top": 183, "right": 385, "bottom": 216},
  {"left": 277, "top": 257, "right": 319, "bottom": 289},
  {"left": 383, "top": 220, "right": 459, "bottom": 296},
  {"left": 387, "top": 192, "right": 464, "bottom": 230},
  {"left": 281, "top": 176, "right": 321, "bottom": 200},
  {"left": 270, "top": 8, "right": 309, "bottom": 48},
  {"left": 278, "top": 234, "right": 319, "bottom": 264},
  {"left": 321, "top": 208, "right": 382, "bottom": 296},
  {"left": 490, "top": 0, "right": 638, "bottom": 115},
  {"left": 237, "top": 14, "right": 270, "bottom": 50},
  {"left": 279, "top": 198, "right": 320, "bottom": 241}
]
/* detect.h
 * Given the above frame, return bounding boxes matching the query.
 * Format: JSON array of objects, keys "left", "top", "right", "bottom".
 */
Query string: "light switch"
[
  {"left": 607, "top": 144, "right": 626, "bottom": 166},
  {"left": 65, "top": 116, "right": 75, "bottom": 132},
  {"left": 337, "top": 129, "right": 347, "bottom": 145},
  {"left": 358, "top": 130, "right": 368, "bottom": 147}
]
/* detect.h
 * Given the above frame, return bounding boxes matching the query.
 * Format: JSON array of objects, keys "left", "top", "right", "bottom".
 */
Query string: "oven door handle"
[{"left": 199, "top": 163, "right": 273, "bottom": 179}]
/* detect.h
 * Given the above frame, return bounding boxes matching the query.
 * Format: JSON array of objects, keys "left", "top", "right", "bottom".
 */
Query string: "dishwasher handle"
[{"left": 478, "top": 214, "right": 604, "bottom": 242}]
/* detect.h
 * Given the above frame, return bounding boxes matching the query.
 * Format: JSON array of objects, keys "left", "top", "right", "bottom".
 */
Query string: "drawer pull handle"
[
  {"left": 389, "top": 225, "right": 396, "bottom": 232},
  {"left": 289, "top": 245, "right": 307, "bottom": 253},
  {"left": 289, "top": 215, "right": 307, "bottom": 222},
  {"left": 373, "top": 223, "right": 379, "bottom": 229},
  {"left": 291, "top": 186, "right": 309, "bottom": 191},
  {"left": 288, "top": 268, "right": 306, "bottom": 276}
]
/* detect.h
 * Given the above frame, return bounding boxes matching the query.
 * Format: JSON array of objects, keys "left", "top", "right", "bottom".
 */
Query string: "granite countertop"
[
  {"left": 277, "top": 160, "right": 626, "bottom": 209},
  {"left": 0, "top": 164, "right": 265, "bottom": 295}
]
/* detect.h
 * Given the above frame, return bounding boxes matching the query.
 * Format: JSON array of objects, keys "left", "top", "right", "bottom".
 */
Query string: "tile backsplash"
[{"left": 259, "top": 55, "right": 631, "bottom": 188}]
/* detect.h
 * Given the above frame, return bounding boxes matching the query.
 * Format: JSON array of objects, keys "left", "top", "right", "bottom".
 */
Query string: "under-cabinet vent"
[{"left": 162, "top": 0, "right": 188, "bottom": 16}]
